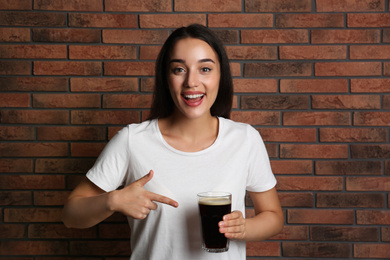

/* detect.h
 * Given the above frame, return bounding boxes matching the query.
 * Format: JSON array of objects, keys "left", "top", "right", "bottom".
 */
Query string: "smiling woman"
[{"left": 62, "top": 24, "right": 283, "bottom": 260}]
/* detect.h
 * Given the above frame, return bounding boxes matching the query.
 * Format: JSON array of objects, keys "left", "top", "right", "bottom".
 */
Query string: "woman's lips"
[{"left": 181, "top": 93, "right": 205, "bottom": 107}]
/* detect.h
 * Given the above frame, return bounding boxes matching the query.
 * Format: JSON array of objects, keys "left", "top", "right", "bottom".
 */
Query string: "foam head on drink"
[{"left": 198, "top": 197, "right": 231, "bottom": 252}]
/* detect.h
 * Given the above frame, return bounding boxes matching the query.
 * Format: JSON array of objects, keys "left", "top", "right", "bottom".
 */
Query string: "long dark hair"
[{"left": 148, "top": 24, "right": 233, "bottom": 120}]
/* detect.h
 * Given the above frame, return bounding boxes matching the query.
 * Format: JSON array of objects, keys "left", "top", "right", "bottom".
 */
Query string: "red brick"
[
  {"left": 354, "top": 112, "right": 390, "bottom": 126},
  {"left": 213, "top": 29, "right": 239, "bottom": 44},
  {"left": 357, "top": 210, "right": 390, "bottom": 225},
  {"left": 315, "top": 62, "right": 381, "bottom": 76},
  {"left": 5, "top": 208, "right": 62, "bottom": 222},
  {"left": 241, "top": 29, "right": 308, "bottom": 44},
  {"left": 351, "top": 78, "right": 390, "bottom": 93},
  {"left": 281, "top": 144, "right": 348, "bottom": 159},
  {"left": 288, "top": 209, "right": 354, "bottom": 224},
  {"left": 0, "top": 77, "right": 68, "bottom": 92},
  {"left": 265, "top": 143, "right": 278, "bottom": 158},
  {"left": 0, "top": 12, "right": 66, "bottom": 27},
  {"left": 382, "top": 96, "right": 390, "bottom": 109},
  {"left": 209, "top": 14, "right": 273, "bottom": 28},
  {"left": 280, "top": 79, "right": 348, "bottom": 93},
  {"left": 140, "top": 14, "right": 206, "bottom": 28},
  {"left": 33, "top": 191, "right": 69, "bottom": 206},
  {"left": 230, "top": 111, "right": 280, "bottom": 125},
  {"left": 383, "top": 28, "right": 390, "bottom": 42},
  {"left": 33, "top": 94, "right": 100, "bottom": 108},
  {"left": 0, "top": 110, "right": 68, "bottom": 124},
  {"left": 175, "top": 0, "right": 241, "bottom": 12},
  {"left": 37, "top": 126, "right": 105, "bottom": 141},
  {"left": 246, "top": 241, "right": 280, "bottom": 256},
  {"left": 244, "top": 62, "right": 311, "bottom": 77},
  {"left": 103, "top": 94, "right": 152, "bottom": 109},
  {"left": 69, "top": 46, "right": 136, "bottom": 60},
  {"left": 70, "top": 240, "right": 130, "bottom": 256},
  {"left": 0, "top": 0, "right": 31, "bottom": 10},
  {"left": 320, "top": 128, "right": 387, "bottom": 142},
  {"left": 0, "top": 28, "right": 30, "bottom": 42},
  {"left": 0, "top": 191, "right": 31, "bottom": 206},
  {"left": 283, "top": 111, "right": 350, "bottom": 126},
  {"left": 0, "top": 93, "right": 30, "bottom": 107},
  {"left": 348, "top": 13, "right": 390, "bottom": 27},
  {"left": 71, "top": 143, "right": 106, "bottom": 157},
  {"left": 29, "top": 223, "right": 96, "bottom": 238},
  {"left": 103, "top": 30, "right": 168, "bottom": 44},
  {"left": 226, "top": 46, "right": 277, "bottom": 60},
  {"left": 0, "top": 224, "right": 26, "bottom": 238},
  {"left": 139, "top": 46, "right": 161, "bottom": 60},
  {"left": 278, "top": 192, "right": 313, "bottom": 207},
  {"left": 283, "top": 242, "right": 350, "bottom": 258},
  {"left": 68, "top": 13, "right": 137, "bottom": 28},
  {"left": 0, "top": 159, "right": 33, "bottom": 173},
  {"left": 354, "top": 244, "right": 390, "bottom": 259},
  {"left": 382, "top": 227, "right": 390, "bottom": 241},
  {"left": 312, "top": 29, "right": 380, "bottom": 43},
  {"left": 105, "top": 0, "right": 171, "bottom": 12},
  {"left": 0, "top": 241, "right": 67, "bottom": 255},
  {"left": 0, "top": 126, "right": 34, "bottom": 140},
  {"left": 71, "top": 77, "right": 138, "bottom": 92},
  {"left": 312, "top": 95, "right": 380, "bottom": 109},
  {"left": 140, "top": 78, "right": 155, "bottom": 92},
  {"left": 233, "top": 79, "right": 277, "bottom": 93},
  {"left": 34, "top": 0, "right": 103, "bottom": 11},
  {"left": 317, "top": 193, "right": 385, "bottom": 208},
  {"left": 230, "top": 62, "right": 241, "bottom": 76},
  {"left": 241, "top": 95, "right": 308, "bottom": 110},
  {"left": 104, "top": 62, "right": 154, "bottom": 76},
  {"left": 276, "top": 176, "right": 343, "bottom": 191},
  {"left": 384, "top": 62, "right": 390, "bottom": 76},
  {"left": 245, "top": 0, "right": 311, "bottom": 12},
  {"left": 0, "top": 175, "right": 64, "bottom": 190},
  {"left": 35, "top": 158, "right": 95, "bottom": 173},
  {"left": 311, "top": 226, "right": 379, "bottom": 241},
  {"left": 271, "top": 225, "right": 308, "bottom": 240},
  {"left": 71, "top": 110, "right": 139, "bottom": 125},
  {"left": 0, "top": 143, "right": 68, "bottom": 157},
  {"left": 33, "top": 28, "right": 100, "bottom": 43},
  {"left": 317, "top": 0, "right": 385, "bottom": 12},
  {"left": 270, "top": 160, "right": 313, "bottom": 174},
  {"left": 351, "top": 45, "right": 390, "bottom": 59},
  {"left": 34, "top": 61, "right": 101, "bottom": 76},
  {"left": 347, "top": 177, "right": 390, "bottom": 191},
  {"left": 280, "top": 45, "right": 346, "bottom": 60},
  {"left": 0, "top": 61, "right": 30, "bottom": 75},
  {"left": 316, "top": 161, "right": 382, "bottom": 175},
  {"left": 276, "top": 13, "right": 344, "bottom": 28},
  {"left": 259, "top": 128, "right": 316, "bottom": 143}
]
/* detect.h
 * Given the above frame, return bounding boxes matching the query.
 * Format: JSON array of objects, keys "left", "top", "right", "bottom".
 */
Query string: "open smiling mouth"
[{"left": 183, "top": 94, "right": 205, "bottom": 101}]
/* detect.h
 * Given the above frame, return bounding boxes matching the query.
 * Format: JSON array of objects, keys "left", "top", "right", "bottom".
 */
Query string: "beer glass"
[{"left": 197, "top": 191, "right": 232, "bottom": 252}]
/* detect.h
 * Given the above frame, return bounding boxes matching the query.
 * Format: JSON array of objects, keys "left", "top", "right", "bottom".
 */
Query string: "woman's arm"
[
  {"left": 219, "top": 187, "right": 284, "bottom": 241},
  {"left": 62, "top": 171, "right": 178, "bottom": 229}
]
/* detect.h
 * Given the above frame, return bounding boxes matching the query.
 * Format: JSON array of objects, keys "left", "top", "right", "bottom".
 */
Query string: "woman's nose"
[{"left": 185, "top": 70, "right": 200, "bottom": 87}]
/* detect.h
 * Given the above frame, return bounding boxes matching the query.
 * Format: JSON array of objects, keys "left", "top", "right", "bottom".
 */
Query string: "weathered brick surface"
[{"left": 1, "top": 1, "right": 389, "bottom": 259}]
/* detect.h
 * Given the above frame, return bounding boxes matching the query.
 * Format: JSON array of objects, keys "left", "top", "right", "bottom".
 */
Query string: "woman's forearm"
[{"left": 243, "top": 210, "right": 284, "bottom": 242}]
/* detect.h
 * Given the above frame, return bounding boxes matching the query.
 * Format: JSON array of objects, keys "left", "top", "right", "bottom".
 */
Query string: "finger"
[
  {"left": 149, "top": 192, "right": 179, "bottom": 208},
  {"left": 223, "top": 210, "right": 241, "bottom": 221},
  {"left": 136, "top": 170, "right": 154, "bottom": 187}
]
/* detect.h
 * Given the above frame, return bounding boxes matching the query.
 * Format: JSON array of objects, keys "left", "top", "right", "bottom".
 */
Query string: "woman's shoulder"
[
  {"left": 114, "top": 119, "right": 157, "bottom": 138},
  {"left": 220, "top": 117, "right": 258, "bottom": 135}
]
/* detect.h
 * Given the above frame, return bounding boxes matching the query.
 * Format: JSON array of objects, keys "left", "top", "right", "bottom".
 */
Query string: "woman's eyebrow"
[{"left": 169, "top": 58, "right": 215, "bottom": 64}]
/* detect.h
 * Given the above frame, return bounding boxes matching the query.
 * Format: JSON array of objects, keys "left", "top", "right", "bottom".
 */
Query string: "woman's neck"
[{"left": 158, "top": 113, "right": 219, "bottom": 152}]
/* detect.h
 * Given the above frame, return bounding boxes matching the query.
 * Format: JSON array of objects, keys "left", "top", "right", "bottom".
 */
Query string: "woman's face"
[{"left": 167, "top": 37, "right": 220, "bottom": 120}]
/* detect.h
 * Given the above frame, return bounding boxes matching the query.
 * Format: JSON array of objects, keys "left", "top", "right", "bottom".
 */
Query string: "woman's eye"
[
  {"left": 201, "top": 67, "right": 211, "bottom": 72},
  {"left": 172, "top": 68, "right": 185, "bottom": 74}
]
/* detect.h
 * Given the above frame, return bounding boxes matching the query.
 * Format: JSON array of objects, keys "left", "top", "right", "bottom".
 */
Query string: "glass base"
[{"left": 202, "top": 245, "right": 229, "bottom": 253}]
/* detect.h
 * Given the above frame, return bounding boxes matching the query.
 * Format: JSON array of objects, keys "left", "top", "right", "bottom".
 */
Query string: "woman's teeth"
[{"left": 184, "top": 94, "right": 204, "bottom": 99}]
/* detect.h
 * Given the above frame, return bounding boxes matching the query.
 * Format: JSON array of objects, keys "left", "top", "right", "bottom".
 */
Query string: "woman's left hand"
[{"left": 218, "top": 210, "right": 246, "bottom": 240}]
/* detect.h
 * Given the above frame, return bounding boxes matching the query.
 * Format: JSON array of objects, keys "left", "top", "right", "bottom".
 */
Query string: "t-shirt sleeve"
[
  {"left": 86, "top": 126, "right": 130, "bottom": 192},
  {"left": 245, "top": 126, "right": 277, "bottom": 192}
]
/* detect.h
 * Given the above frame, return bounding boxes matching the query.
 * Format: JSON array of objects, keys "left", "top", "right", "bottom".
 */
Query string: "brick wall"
[{"left": 1, "top": 0, "right": 390, "bottom": 259}]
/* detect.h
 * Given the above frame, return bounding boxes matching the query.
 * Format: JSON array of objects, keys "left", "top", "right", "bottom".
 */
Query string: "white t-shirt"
[{"left": 86, "top": 117, "right": 276, "bottom": 260}]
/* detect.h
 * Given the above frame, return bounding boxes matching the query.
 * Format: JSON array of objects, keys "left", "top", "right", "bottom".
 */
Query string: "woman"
[{"left": 62, "top": 24, "right": 283, "bottom": 259}]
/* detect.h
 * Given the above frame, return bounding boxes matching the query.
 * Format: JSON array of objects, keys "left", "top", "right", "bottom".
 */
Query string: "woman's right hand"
[{"left": 108, "top": 170, "right": 179, "bottom": 219}]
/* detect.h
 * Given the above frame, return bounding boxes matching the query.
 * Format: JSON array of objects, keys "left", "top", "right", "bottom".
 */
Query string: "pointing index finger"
[{"left": 150, "top": 192, "right": 179, "bottom": 208}]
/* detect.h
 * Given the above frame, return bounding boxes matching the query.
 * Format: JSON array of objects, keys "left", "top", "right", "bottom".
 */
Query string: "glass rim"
[{"left": 197, "top": 191, "right": 231, "bottom": 198}]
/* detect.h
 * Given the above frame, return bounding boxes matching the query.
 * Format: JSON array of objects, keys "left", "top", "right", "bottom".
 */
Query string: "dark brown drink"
[{"left": 198, "top": 192, "right": 232, "bottom": 253}]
